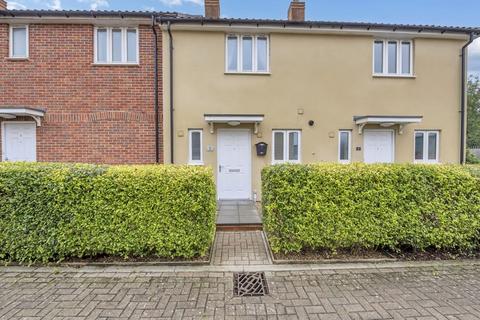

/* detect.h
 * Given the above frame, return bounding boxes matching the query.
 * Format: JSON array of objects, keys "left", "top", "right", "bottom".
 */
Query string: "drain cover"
[{"left": 233, "top": 272, "right": 269, "bottom": 297}]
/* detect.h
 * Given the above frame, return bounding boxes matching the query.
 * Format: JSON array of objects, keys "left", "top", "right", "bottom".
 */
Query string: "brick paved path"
[
  {"left": 1, "top": 263, "right": 480, "bottom": 319},
  {"left": 213, "top": 231, "right": 271, "bottom": 265}
]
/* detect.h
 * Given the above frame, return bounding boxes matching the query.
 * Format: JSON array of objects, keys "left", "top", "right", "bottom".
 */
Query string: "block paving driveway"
[{"left": 0, "top": 231, "right": 479, "bottom": 319}]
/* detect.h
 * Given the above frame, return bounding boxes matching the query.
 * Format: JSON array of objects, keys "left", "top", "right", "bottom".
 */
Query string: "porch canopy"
[
  {"left": 354, "top": 115, "right": 422, "bottom": 134},
  {"left": 0, "top": 107, "right": 46, "bottom": 126},
  {"left": 204, "top": 114, "right": 264, "bottom": 133}
]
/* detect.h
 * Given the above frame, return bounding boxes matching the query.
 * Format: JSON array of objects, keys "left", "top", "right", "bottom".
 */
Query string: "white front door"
[
  {"left": 217, "top": 129, "right": 251, "bottom": 200},
  {"left": 2, "top": 122, "right": 36, "bottom": 162},
  {"left": 363, "top": 130, "right": 394, "bottom": 163}
]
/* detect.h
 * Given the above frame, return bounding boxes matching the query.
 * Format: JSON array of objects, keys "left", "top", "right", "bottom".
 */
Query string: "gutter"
[
  {"left": 167, "top": 21, "right": 174, "bottom": 164},
  {"left": 152, "top": 15, "right": 160, "bottom": 163},
  {"left": 460, "top": 33, "right": 478, "bottom": 164}
]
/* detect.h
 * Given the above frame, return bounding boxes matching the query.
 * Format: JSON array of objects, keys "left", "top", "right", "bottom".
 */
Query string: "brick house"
[{"left": 0, "top": 1, "right": 190, "bottom": 164}]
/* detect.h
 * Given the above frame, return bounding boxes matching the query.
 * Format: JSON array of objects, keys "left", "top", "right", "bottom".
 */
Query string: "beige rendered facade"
[{"left": 161, "top": 23, "right": 470, "bottom": 200}]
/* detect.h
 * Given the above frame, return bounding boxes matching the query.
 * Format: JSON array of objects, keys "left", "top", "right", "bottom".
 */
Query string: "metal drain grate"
[{"left": 233, "top": 272, "right": 269, "bottom": 297}]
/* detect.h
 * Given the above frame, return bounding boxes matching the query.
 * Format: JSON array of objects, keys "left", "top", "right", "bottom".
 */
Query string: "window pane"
[
  {"left": 274, "top": 132, "right": 284, "bottom": 161},
  {"left": 401, "top": 42, "right": 411, "bottom": 74},
  {"left": 288, "top": 132, "right": 299, "bottom": 161},
  {"left": 112, "top": 29, "right": 122, "bottom": 62},
  {"left": 415, "top": 132, "right": 424, "bottom": 160},
  {"left": 12, "top": 27, "right": 27, "bottom": 57},
  {"left": 191, "top": 132, "right": 201, "bottom": 161},
  {"left": 340, "top": 132, "right": 349, "bottom": 161},
  {"left": 374, "top": 41, "right": 383, "bottom": 73},
  {"left": 242, "top": 36, "right": 253, "bottom": 71},
  {"left": 257, "top": 37, "right": 268, "bottom": 72},
  {"left": 96, "top": 29, "right": 107, "bottom": 62},
  {"left": 428, "top": 132, "right": 437, "bottom": 160},
  {"left": 388, "top": 41, "right": 397, "bottom": 74},
  {"left": 227, "top": 36, "right": 238, "bottom": 71},
  {"left": 127, "top": 29, "right": 137, "bottom": 63}
]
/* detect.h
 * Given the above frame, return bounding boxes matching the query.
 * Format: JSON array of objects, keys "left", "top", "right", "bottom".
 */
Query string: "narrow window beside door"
[
  {"left": 189, "top": 129, "right": 203, "bottom": 165},
  {"left": 338, "top": 130, "right": 351, "bottom": 163},
  {"left": 272, "top": 130, "right": 301, "bottom": 164},
  {"left": 414, "top": 131, "right": 439, "bottom": 163},
  {"left": 10, "top": 25, "right": 28, "bottom": 58}
]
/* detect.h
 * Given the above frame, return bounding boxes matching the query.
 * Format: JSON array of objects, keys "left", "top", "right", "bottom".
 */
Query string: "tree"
[{"left": 467, "top": 76, "right": 480, "bottom": 148}]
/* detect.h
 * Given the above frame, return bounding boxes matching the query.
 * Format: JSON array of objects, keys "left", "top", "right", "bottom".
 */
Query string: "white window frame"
[
  {"left": 9, "top": 25, "right": 29, "bottom": 59},
  {"left": 373, "top": 39, "right": 413, "bottom": 76},
  {"left": 414, "top": 130, "right": 440, "bottom": 164},
  {"left": 272, "top": 130, "right": 301, "bottom": 164},
  {"left": 225, "top": 34, "right": 270, "bottom": 73},
  {"left": 94, "top": 27, "right": 139, "bottom": 65},
  {"left": 188, "top": 129, "right": 203, "bottom": 165},
  {"left": 338, "top": 130, "right": 352, "bottom": 164}
]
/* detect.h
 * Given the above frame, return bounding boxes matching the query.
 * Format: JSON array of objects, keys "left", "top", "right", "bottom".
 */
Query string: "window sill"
[
  {"left": 373, "top": 74, "right": 416, "bottom": 79},
  {"left": 92, "top": 63, "right": 140, "bottom": 67},
  {"left": 6, "top": 57, "right": 29, "bottom": 61},
  {"left": 188, "top": 162, "right": 204, "bottom": 166},
  {"left": 225, "top": 72, "right": 271, "bottom": 76}
]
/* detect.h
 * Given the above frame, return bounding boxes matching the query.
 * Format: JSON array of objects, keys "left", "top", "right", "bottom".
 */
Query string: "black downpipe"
[
  {"left": 460, "top": 33, "right": 476, "bottom": 164},
  {"left": 168, "top": 22, "right": 174, "bottom": 164},
  {"left": 152, "top": 16, "right": 160, "bottom": 163}
]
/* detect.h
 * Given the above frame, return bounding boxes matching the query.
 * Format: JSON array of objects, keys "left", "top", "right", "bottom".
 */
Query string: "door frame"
[
  {"left": 363, "top": 129, "right": 395, "bottom": 163},
  {"left": 1, "top": 121, "right": 37, "bottom": 162},
  {"left": 216, "top": 128, "right": 252, "bottom": 200}
]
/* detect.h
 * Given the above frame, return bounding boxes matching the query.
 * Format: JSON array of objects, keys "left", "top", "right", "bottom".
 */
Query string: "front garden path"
[{"left": 212, "top": 231, "right": 271, "bottom": 265}]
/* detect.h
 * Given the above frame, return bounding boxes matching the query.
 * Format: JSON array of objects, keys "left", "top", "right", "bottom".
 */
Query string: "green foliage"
[
  {"left": 468, "top": 76, "right": 480, "bottom": 148},
  {"left": 0, "top": 163, "right": 216, "bottom": 263},
  {"left": 466, "top": 149, "right": 480, "bottom": 164},
  {"left": 262, "top": 163, "right": 480, "bottom": 254}
]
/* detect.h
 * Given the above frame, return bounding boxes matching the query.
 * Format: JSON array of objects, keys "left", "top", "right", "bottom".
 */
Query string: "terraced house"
[
  {"left": 161, "top": 0, "right": 478, "bottom": 200},
  {"left": 0, "top": 0, "right": 178, "bottom": 163},
  {"left": 0, "top": 0, "right": 478, "bottom": 201}
]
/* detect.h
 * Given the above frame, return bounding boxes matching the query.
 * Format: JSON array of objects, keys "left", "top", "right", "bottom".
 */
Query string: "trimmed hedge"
[
  {"left": 0, "top": 163, "right": 216, "bottom": 263},
  {"left": 262, "top": 164, "right": 480, "bottom": 253}
]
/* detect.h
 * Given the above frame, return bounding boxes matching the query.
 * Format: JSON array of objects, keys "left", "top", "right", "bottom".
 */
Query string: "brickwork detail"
[{"left": 0, "top": 23, "right": 163, "bottom": 164}]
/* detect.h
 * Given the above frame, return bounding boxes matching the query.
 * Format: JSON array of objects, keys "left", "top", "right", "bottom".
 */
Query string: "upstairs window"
[
  {"left": 10, "top": 25, "right": 28, "bottom": 58},
  {"left": 226, "top": 35, "right": 269, "bottom": 73},
  {"left": 95, "top": 27, "right": 138, "bottom": 64},
  {"left": 338, "top": 130, "right": 352, "bottom": 163},
  {"left": 415, "top": 131, "right": 439, "bottom": 163},
  {"left": 188, "top": 129, "right": 203, "bottom": 165},
  {"left": 272, "top": 130, "right": 301, "bottom": 164},
  {"left": 374, "top": 40, "right": 412, "bottom": 76}
]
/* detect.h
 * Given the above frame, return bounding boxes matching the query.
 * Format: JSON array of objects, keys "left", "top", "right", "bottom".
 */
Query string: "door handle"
[{"left": 219, "top": 165, "right": 222, "bottom": 173}]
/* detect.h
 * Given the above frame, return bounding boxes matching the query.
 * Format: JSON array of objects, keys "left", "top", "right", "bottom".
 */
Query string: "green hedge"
[
  {"left": 262, "top": 164, "right": 480, "bottom": 253},
  {"left": 0, "top": 163, "right": 216, "bottom": 263}
]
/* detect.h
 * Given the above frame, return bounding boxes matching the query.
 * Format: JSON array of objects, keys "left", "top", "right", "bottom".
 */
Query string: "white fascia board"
[
  {"left": 204, "top": 115, "right": 264, "bottom": 123},
  {"left": 355, "top": 116, "right": 423, "bottom": 125}
]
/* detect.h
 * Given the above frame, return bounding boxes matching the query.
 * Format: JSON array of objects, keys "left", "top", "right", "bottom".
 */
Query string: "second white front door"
[
  {"left": 2, "top": 122, "right": 36, "bottom": 162},
  {"left": 363, "top": 130, "right": 394, "bottom": 163},
  {"left": 217, "top": 129, "right": 251, "bottom": 200}
]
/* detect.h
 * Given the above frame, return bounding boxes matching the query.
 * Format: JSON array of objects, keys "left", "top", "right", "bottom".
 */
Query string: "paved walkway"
[
  {"left": 213, "top": 231, "right": 271, "bottom": 265},
  {"left": 1, "top": 263, "right": 479, "bottom": 319},
  {"left": 217, "top": 200, "right": 262, "bottom": 225}
]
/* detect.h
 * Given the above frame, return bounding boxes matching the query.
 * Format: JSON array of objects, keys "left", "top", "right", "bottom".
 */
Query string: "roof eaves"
[{"left": 159, "top": 17, "right": 480, "bottom": 35}]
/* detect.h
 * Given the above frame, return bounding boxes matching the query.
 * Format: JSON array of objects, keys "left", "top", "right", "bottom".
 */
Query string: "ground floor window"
[
  {"left": 414, "top": 131, "right": 439, "bottom": 163},
  {"left": 338, "top": 130, "right": 351, "bottom": 163},
  {"left": 272, "top": 130, "right": 301, "bottom": 164},
  {"left": 188, "top": 129, "right": 203, "bottom": 165}
]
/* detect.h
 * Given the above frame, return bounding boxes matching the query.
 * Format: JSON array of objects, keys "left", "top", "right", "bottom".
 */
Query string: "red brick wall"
[{"left": 0, "top": 23, "right": 163, "bottom": 164}]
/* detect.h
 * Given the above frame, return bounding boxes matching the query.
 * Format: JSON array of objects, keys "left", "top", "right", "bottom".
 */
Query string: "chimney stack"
[
  {"left": 0, "top": 0, "right": 7, "bottom": 10},
  {"left": 205, "top": 0, "right": 220, "bottom": 19},
  {"left": 288, "top": 0, "right": 305, "bottom": 22}
]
